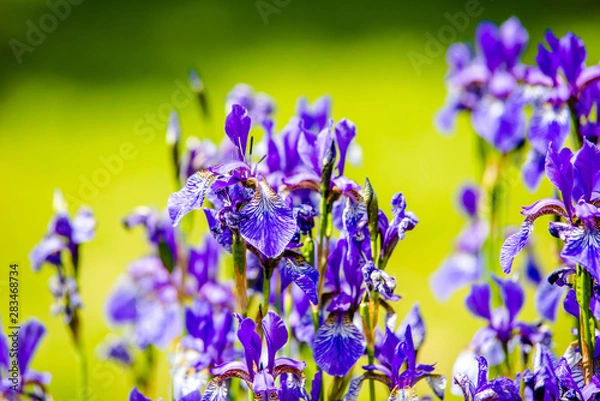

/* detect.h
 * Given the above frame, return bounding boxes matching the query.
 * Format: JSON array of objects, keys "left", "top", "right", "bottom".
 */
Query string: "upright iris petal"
[
  {"left": 262, "top": 311, "right": 288, "bottom": 370},
  {"left": 238, "top": 178, "right": 296, "bottom": 258},
  {"left": 225, "top": 104, "right": 251, "bottom": 159},
  {"left": 465, "top": 283, "right": 491, "bottom": 320},
  {"left": 313, "top": 313, "right": 365, "bottom": 377},
  {"left": 335, "top": 119, "right": 357, "bottom": 176}
]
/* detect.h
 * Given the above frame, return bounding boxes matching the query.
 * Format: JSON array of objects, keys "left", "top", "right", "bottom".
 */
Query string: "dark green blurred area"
[{"left": 1, "top": 0, "right": 600, "bottom": 399}]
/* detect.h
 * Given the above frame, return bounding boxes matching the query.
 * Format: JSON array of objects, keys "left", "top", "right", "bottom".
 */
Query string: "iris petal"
[
  {"left": 500, "top": 221, "right": 532, "bottom": 274},
  {"left": 279, "top": 253, "right": 319, "bottom": 305},
  {"left": 168, "top": 170, "right": 215, "bottom": 226},
  {"left": 313, "top": 313, "right": 365, "bottom": 377},
  {"left": 239, "top": 179, "right": 296, "bottom": 258}
]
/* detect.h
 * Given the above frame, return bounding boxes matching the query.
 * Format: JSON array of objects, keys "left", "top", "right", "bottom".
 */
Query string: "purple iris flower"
[
  {"left": 554, "top": 338, "right": 600, "bottom": 399},
  {"left": 29, "top": 189, "right": 95, "bottom": 322},
  {"left": 168, "top": 104, "right": 297, "bottom": 259},
  {"left": 465, "top": 278, "right": 549, "bottom": 366},
  {"left": 377, "top": 192, "right": 419, "bottom": 270},
  {"left": 296, "top": 95, "right": 331, "bottom": 132},
  {"left": 226, "top": 84, "right": 275, "bottom": 125},
  {"left": 430, "top": 184, "right": 487, "bottom": 301},
  {"left": 202, "top": 311, "right": 306, "bottom": 401},
  {"left": 454, "top": 355, "right": 521, "bottom": 401},
  {"left": 106, "top": 256, "right": 183, "bottom": 349},
  {"left": 312, "top": 238, "right": 366, "bottom": 377},
  {"left": 501, "top": 141, "right": 600, "bottom": 281},
  {"left": 344, "top": 325, "right": 446, "bottom": 401},
  {"left": 30, "top": 189, "right": 96, "bottom": 272},
  {"left": 436, "top": 17, "right": 529, "bottom": 154},
  {"left": 171, "top": 299, "right": 235, "bottom": 401},
  {"left": 0, "top": 319, "right": 51, "bottom": 400},
  {"left": 521, "top": 30, "right": 600, "bottom": 189}
]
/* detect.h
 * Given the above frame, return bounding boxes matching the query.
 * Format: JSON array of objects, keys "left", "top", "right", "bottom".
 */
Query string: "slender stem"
[
  {"left": 575, "top": 264, "right": 595, "bottom": 385},
  {"left": 232, "top": 235, "right": 248, "bottom": 316},
  {"left": 262, "top": 264, "right": 272, "bottom": 313},
  {"left": 360, "top": 302, "right": 376, "bottom": 401}
]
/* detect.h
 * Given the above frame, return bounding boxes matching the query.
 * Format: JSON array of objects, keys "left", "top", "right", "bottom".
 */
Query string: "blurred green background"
[{"left": 2, "top": 0, "right": 600, "bottom": 399}]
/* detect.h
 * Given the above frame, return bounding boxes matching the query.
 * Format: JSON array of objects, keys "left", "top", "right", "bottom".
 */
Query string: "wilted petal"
[
  {"left": 168, "top": 170, "right": 215, "bottom": 226},
  {"left": 239, "top": 179, "right": 296, "bottom": 258},
  {"left": 561, "top": 226, "right": 600, "bottom": 281},
  {"left": 313, "top": 313, "right": 365, "bottom": 377},
  {"left": 225, "top": 104, "right": 251, "bottom": 158},
  {"left": 500, "top": 221, "right": 532, "bottom": 274},
  {"left": 279, "top": 253, "right": 319, "bottom": 305},
  {"left": 203, "top": 209, "right": 233, "bottom": 253}
]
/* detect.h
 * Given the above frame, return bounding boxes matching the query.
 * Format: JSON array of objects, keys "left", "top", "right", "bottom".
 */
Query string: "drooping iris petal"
[
  {"left": 239, "top": 179, "right": 296, "bottom": 258},
  {"left": 262, "top": 311, "right": 289, "bottom": 371},
  {"left": 168, "top": 170, "right": 215, "bottom": 226},
  {"left": 430, "top": 252, "right": 481, "bottom": 301},
  {"left": 425, "top": 375, "right": 448, "bottom": 400},
  {"left": 278, "top": 253, "right": 319, "bottom": 305},
  {"left": 493, "top": 276, "right": 524, "bottom": 322},
  {"left": 29, "top": 235, "right": 64, "bottom": 271},
  {"left": 201, "top": 377, "right": 230, "bottom": 401},
  {"left": 313, "top": 313, "right": 365, "bottom": 377},
  {"left": 18, "top": 319, "right": 46, "bottom": 379},
  {"left": 472, "top": 95, "right": 526, "bottom": 153},
  {"left": 500, "top": 221, "right": 532, "bottom": 274},
  {"left": 561, "top": 226, "right": 600, "bottom": 281},
  {"left": 225, "top": 104, "right": 251, "bottom": 158},
  {"left": 521, "top": 149, "right": 546, "bottom": 192},
  {"left": 465, "top": 283, "right": 491, "bottom": 320},
  {"left": 535, "top": 280, "right": 565, "bottom": 322},
  {"left": 334, "top": 119, "right": 357, "bottom": 176}
]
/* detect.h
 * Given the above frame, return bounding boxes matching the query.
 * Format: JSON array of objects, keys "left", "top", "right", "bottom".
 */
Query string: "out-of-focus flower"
[
  {"left": 430, "top": 184, "right": 487, "bottom": 301},
  {"left": 0, "top": 319, "right": 51, "bottom": 400}
]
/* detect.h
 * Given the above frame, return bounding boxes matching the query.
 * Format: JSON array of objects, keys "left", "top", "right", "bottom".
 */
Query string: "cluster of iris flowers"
[{"left": 6, "top": 15, "right": 600, "bottom": 401}]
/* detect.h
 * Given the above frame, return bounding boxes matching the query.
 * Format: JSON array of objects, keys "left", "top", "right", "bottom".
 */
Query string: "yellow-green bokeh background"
[{"left": 1, "top": 0, "right": 600, "bottom": 399}]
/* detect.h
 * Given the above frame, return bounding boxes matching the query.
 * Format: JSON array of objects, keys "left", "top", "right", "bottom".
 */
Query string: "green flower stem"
[
  {"left": 262, "top": 263, "right": 273, "bottom": 314},
  {"left": 232, "top": 235, "right": 248, "bottom": 316},
  {"left": 360, "top": 302, "right": 376, "bottom": 401},
  {"left": 575, "top": 264, "right": 596, "bottom": 385}
]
